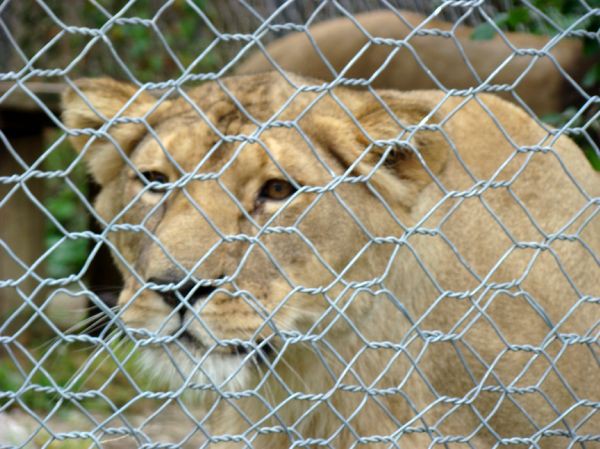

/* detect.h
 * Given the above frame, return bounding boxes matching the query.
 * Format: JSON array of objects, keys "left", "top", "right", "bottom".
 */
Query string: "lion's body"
[
  {"left": 237, "top": 10, "right": 589, "bottom": 116},
  {"left": 63, "top": 73, "right": 599, "bottom": 448}
]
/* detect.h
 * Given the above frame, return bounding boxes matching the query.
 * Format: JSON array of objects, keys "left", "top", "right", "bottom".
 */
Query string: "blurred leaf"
[
  {"left": 0, "top": 361, "right": 21, "bottom": 394},
  {"left": 470, "top": 22, "right": 497, "bottom": 40},
  {"left": 582, "top": 62, "right": 600, "bottom": 88},
  {"left": 506, "top": 7, "right": 531, "bottom": 28},
  {"left": 583, "top": 36, "right": 599, "bottom": 56},
  {"left": 47, "top": 196, "right": 77, "bottom": 222},
  {"left": 46, "top": 239, "right": 89, "bottom": 278},
  {"left": 584, "top": 148, "right": 600, "bottom": 171}
]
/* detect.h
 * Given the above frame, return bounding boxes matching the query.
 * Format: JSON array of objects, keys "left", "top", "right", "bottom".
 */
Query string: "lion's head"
[
  {"left": 62, "top": 73, "right": 598, "bottom": 447},
  {"left": 62, "top": 73, "right": 448, "bottom": 387}
]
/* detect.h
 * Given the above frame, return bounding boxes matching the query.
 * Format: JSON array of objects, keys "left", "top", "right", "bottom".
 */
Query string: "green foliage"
[
  {"left": 7, "top": 0, "right": 219, "bottom": 82},
  {"left": 472, "top": 0, "right": 599, "bottom": 37},
  {"left": 43, "top": 131, "right": 90, "bottom": 279},
  {"left": 471, "top": 0, "right": 599, "bottom": 170},
  {"left": 0, "top": 344, "right": 82, "bottom": 411},
  {"left": 0, "top": 340, "right": 147, "bottom": 414},
  {"left": 543, "top": 107, "right": 600, "bottom": 170},
  {"left": 90, "top": 0, "right": 220, "bottom": 80},
  {"left": 470, "top": 0, "right": 600, "bottom": 87}
]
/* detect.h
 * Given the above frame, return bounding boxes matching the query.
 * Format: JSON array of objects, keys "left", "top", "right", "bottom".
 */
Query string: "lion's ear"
[
  {"left": 61, "top": 78, "right": 169, "bottom": 185},
  {"left": 321, "top": 92, "right": 449, "bottom": 208},
  {"left": 355, "top": 94, "right": 449, "bottom": 184}
]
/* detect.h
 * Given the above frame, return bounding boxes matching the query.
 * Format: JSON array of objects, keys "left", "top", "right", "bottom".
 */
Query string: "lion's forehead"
[
  {"left": 133, "top": 102, "right": 331, "bottom": 184},
  {"left": 128, "top": 74, "right": 341, "bottom": 188},
  {"left": 191, "top": 74, "right": 308, "bottom": 118},
  {"left": 134, "top": 124, "right": 296, "bottom": 173}
]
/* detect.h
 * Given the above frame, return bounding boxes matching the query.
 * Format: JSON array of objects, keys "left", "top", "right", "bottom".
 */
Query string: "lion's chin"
[{"left": 136, "top": 342, "right": 253, "bottom": 397}]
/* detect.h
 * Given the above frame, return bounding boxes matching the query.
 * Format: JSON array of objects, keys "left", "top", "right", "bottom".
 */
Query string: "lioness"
[
  {"left": 237, "top": 10, "right": 593, "bottom": 116},
  {"left": 62, "top": 73, "right": 599, "bottom": 448}
]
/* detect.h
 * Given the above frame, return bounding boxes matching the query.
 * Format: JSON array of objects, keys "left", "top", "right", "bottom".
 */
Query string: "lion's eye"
[
  {"left": 259, "top": 179, "right": 296, "bottom": 201},
  {"left": 140, "top": 170, "right": 169, "bottom": 193}
]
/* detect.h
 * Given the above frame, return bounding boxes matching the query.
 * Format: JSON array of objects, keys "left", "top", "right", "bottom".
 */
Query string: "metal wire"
[{"left": 0, "top": 1, "right": 598, "bottom": 448}]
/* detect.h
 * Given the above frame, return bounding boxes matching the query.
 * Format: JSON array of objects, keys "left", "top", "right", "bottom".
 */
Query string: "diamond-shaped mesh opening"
[{"left": 1, "top": 1, "right": 598, "bottom": 448}]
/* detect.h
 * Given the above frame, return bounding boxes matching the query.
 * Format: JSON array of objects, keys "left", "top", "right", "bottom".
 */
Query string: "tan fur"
[
  {"left": 237, "top": 10, "right": 589, "bottom": 116},
  {"left": 62, "top": 73, "right": 599, "bottom": 448}
]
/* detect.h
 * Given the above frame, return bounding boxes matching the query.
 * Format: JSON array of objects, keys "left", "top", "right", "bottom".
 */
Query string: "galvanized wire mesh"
[{"left": 1, "top": 1, "right": 599, "bottom": 448}]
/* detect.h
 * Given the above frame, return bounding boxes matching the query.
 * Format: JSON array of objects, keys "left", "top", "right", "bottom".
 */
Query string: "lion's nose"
[{"left": 147, "top": 277, "right": 219, "bottom": 319}]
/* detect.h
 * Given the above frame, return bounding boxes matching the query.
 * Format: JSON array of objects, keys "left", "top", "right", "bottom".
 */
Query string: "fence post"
[{"left": 0, "top": 107, "right": 49, "bottom": 325}]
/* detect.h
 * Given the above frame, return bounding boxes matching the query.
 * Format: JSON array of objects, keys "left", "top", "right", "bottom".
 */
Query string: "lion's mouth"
[{"left": 176, "top": 329, "right": 275, "bottom": 361}]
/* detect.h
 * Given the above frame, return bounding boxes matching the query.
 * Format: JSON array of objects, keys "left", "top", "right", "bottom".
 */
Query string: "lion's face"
[
  {"left": 62, "top": 74, "right": 446, "bottom": 388},
  {"left": 113, "top": 117, "right": 381, "bottom": 387}
]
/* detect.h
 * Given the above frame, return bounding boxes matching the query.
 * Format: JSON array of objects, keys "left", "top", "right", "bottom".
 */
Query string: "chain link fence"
[{"left": 1, "top": 1, "right": 599, "bottom": 448}]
